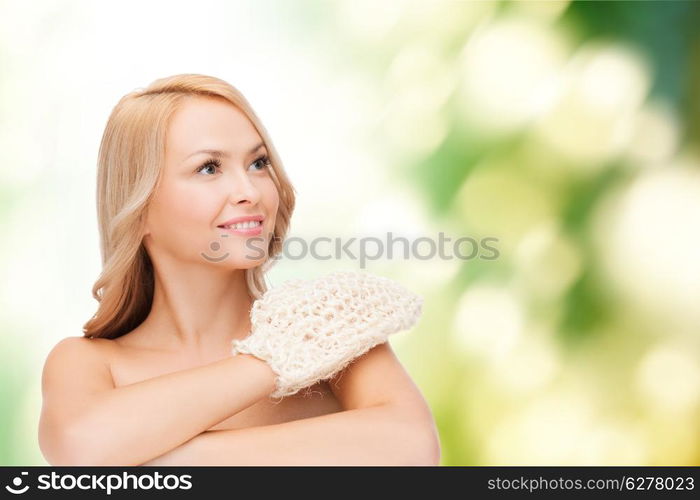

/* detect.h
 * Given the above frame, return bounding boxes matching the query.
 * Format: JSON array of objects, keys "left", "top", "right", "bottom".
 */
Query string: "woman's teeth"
[{"left": 224, "top": 221, "right": 261, "bottom": 230}]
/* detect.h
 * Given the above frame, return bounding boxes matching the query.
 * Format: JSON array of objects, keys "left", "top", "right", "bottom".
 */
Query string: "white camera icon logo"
[{"left": 5, "top": 471, "right": 29, "bottom": 495}]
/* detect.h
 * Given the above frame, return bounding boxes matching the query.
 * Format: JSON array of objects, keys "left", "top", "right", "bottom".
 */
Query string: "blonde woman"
[{"left": 38, "top": 74, "right": 440, "bottom": 466}]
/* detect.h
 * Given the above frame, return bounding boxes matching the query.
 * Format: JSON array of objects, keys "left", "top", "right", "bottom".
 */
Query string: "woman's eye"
[
  {"left": 195, "top": 155, "right": 269, "bottom": 176},
  {"left": 248, "top": 155, "right": 271, "bottom": 172},
  {"left": 195, "top": 160, "right": 220, "bottom": 176}
]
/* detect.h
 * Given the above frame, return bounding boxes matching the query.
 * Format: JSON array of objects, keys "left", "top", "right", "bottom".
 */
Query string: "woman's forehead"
[{"left": 166, "top": 96, "right": 262, "bottom": 160}]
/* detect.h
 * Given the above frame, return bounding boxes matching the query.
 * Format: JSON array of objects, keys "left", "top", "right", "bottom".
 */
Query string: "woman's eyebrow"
[{"left": 183, "top": 141, "right": 265, "bottom": 161}]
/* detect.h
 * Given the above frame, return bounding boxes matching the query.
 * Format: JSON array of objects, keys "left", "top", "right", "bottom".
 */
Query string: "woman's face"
[{"left": 143, "top": 96, "right": 279, "bottom": 269}]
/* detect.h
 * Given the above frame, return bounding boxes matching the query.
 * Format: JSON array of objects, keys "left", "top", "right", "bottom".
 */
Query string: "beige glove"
[{"left": 231, "top": 270, "right": 423, "bottom": 399}]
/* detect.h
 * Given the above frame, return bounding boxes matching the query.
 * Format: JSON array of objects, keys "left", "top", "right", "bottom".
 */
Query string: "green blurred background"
[{"left": 1, "top": 0, "right": 699, "bottom": 465}]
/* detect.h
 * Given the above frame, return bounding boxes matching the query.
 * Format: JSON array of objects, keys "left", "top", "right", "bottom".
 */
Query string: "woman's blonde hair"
[{"left": 82, "top": 74, "right": 295, "bottom": 339}]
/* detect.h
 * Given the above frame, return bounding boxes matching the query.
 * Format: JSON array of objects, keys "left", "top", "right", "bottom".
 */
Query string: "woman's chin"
[{"left": 220, "top": 256, "right": 267, "bottom": 270}]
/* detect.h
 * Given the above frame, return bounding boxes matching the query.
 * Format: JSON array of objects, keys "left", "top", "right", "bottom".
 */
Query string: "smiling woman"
[{"left": 37, "top": 73, "right": 440, "bottom": 466}]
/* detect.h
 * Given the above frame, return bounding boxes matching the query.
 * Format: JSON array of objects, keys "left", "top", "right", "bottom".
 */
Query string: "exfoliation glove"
[{"left": 232, "top": 270, "right": 423, "bottom": 399}]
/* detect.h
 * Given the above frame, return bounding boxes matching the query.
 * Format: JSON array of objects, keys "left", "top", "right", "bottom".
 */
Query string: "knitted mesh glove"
[{"left": 231, "top": 270, "right": 423, "bottom": 399}]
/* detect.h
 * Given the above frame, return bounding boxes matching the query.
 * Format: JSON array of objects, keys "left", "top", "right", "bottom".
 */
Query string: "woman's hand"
[{"left": 232, "top": 270, "right": 423, "bottom": 399}]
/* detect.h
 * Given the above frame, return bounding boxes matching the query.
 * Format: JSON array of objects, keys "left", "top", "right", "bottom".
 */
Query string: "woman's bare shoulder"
[
  {"left": 47, "top": 335, "right": 118, "bottom": 359},
  {"left": 42, "top": 336, "right": 117, "bottom": 392},
  {"left": 45, "top": 336, "right": 119, "bottom": 372},
  {"left": 46, "top": 335, "right": 114, "bottom": 358}
]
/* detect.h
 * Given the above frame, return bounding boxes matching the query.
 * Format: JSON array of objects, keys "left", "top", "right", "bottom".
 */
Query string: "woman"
[{"left": 38, "top": 74, "right": 440, "bottom": 466}]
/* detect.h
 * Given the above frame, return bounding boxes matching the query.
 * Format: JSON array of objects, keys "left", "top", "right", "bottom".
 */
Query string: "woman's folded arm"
[
  {"left": 143, "top": 342, "right": 441, "bottom": 465},
  {"left": 38, "top": 336, "right": 276, "bottom": 466},
  {"left": 143, "top": 402, "right": 439, "bottom": 466}
]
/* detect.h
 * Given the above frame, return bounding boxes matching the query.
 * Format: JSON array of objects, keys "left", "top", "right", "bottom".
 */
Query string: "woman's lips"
[{"left": 218, "top": 221, "right": 263, "bottom": 236}]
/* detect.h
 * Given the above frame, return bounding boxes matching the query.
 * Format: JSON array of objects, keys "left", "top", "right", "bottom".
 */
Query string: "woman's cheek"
[{"left": 262, "top": 178, "right": 280, "bottom": 212}]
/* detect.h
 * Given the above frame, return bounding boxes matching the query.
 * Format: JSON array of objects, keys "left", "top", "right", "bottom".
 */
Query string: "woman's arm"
[
  {"left": 143, "top": 342, "right": 441, "bottom": 465},
  {"left": 39, "top": 337, "right": 276, "bottom": 466},
  {"left": 143, "top": 402, "right": 438, "bottom": 466}
]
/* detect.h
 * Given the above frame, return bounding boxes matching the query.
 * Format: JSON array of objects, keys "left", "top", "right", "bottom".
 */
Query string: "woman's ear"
[{"left": 141, "top": 211, "right": 151, "bottom": 237}]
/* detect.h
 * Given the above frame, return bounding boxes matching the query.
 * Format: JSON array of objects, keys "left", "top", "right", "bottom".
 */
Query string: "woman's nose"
[{"left": 228, "top": 171, "right": 261, "bottom": 205}]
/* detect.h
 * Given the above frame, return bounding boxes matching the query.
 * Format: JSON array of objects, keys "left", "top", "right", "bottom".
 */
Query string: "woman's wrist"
[{"left": 233, "top": 352, "right": 277, "bottom": 396}]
